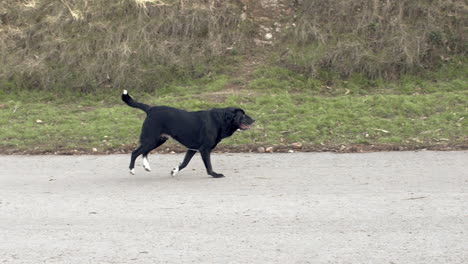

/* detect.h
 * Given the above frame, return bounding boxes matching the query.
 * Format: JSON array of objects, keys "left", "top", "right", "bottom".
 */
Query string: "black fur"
[{"left": 122, "top": 91, "right": 254, "bottom": 178}]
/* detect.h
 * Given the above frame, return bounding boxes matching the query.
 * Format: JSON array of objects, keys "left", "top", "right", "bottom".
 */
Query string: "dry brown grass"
[
  {"left": 0, "top": 0, "right": 466, "bottom": 92},
  {"left": 281, "top": 0, "right": 467, "bottom": 79},
  {"left": 0, "top": 0, "right": 249, "bottom": 92}
]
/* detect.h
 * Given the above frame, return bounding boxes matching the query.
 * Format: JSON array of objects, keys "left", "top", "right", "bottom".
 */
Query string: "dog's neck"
[
  {"left": 221, "top": 125, "right": 237, "bottom": 139},
  {"left": 212, "top": 109, "right": 238, "bottom": 140}
]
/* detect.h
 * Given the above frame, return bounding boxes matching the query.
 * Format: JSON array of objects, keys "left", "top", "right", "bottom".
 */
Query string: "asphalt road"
[{"left": 0, "top": 151, "right": 467, "bottom": 264}]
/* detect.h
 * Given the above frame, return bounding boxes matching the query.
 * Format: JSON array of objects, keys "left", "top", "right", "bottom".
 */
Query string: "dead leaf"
[{"left": 291, "top": 142, "right": 302, "bottom": 149}]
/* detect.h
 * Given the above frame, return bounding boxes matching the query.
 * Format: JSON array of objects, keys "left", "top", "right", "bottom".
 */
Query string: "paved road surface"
[{"left": 0, "top": 151, "right": 467, "bottom": 263}]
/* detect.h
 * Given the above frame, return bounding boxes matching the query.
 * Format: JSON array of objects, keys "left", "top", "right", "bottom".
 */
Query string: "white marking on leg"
[
  {"left": 130, "top": 168, "right": 135, "bottom": 175},
  {"left": 171, "top": 166, "right": 179, "bottom": 177},
  {"left": 123, "top": 90, "right": 128, "bottom": 95},
  {"left": 143, "top": 156, "right": 151, "bottom": 172}
]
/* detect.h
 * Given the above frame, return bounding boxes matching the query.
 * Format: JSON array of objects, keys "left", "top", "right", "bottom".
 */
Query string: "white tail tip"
[{"left": 123, "top": 90, "right": 128, "bottom": 95}]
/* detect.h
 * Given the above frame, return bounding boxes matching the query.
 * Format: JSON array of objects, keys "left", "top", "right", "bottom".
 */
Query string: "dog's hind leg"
[
  {"left": 171, "top": 149, "right": 197, "bottom": 176},
  {"left": 142, "top": 138, "right": 168, "bottom": 172},
  {"left": 129, "top": 139, "right": 163, "bottom": 175},
  {"left": 129, "top": 145, "right": 143, "bottom": 174},
  {"left": 142, "top": 155, "right": 151, "bottom": 172}
]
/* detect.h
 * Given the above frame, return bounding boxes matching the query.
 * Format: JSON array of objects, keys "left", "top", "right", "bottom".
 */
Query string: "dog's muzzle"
[{"left": 240, "top": 124, "right": 251, "bottom": 130}]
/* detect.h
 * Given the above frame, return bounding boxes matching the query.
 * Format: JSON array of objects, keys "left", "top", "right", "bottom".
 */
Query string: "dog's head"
[{"left": 225, "top": 107, "right": 255, "bottom": 131}]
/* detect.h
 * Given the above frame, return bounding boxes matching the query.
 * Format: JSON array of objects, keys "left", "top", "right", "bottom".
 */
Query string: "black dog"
[{"left": 122, "top": 90, "right": 254, "bottom": 178}]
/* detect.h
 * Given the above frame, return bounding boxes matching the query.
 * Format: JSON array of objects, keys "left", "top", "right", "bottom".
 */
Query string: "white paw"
[
  {"left": 143, "top": 156, "right": 151, "bottom": 172},
  {"left": 171, "top": 166, "right": 179, "bottom": 177},
  {"left": 130, "top": 168, "right": 135, "bottom": 175}
]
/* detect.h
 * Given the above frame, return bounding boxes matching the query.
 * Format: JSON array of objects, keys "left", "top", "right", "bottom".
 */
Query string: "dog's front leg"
[
  {"left": 171, "top": 149, "right": 197, "bottom": 176},
  {"left": 200, "top": 149, "right": 224, "bottom": 178}
]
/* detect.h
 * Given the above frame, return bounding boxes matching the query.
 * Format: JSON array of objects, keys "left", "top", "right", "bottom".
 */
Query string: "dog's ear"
[
  {"left": 235, "top": 108, "right": 245, "bottom": 115},
  {"left": 224, "top": 108, "right": 246, "bottom": 126},
  {"left": 224, "top": 108, "right": 243, "bottom": 123},
  {"left": 224, "top": 108, "right": 236, "bottom": 123},
  {"left": 235, "top": 109, "right": 245, "bottom": 123}
]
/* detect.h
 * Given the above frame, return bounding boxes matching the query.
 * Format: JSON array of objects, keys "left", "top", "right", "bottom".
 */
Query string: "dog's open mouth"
[{"left": 240, "top": 124, "right": 250, "bottom": 130}]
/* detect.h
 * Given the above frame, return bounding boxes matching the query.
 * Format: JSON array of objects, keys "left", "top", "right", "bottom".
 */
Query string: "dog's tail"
[{"left": 121, "top": 90, "right": 151, "bottom": 113}]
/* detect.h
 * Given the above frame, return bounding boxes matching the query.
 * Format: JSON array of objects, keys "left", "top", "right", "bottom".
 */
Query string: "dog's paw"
[
  {"left": 210, "top": 172, "right": 225, "bottom": 178},
  {"left": 129, "top": 168, "right": 135, "bottom": 175},
  {"left": 142, "top": 157, "right": 151, "bottom": 172},
  {"left": 171, "top": 166, "right": 179, "bottom": 177}
]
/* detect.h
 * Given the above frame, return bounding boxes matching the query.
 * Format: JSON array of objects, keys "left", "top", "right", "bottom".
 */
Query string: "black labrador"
[{"left": 122, "top": 90, "right": 255, "bottom": 178}]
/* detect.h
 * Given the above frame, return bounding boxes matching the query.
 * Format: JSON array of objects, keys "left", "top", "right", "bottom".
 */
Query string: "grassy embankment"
[
  {"left": 0, "top": 0, "right": 466, "bottom": 153},
  {"left": 1, "top": 62, "right": 466, "bottom": 154}
]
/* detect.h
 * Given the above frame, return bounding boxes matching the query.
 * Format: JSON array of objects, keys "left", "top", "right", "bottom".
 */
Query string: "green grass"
[
  {"left": 230, "top": 91, "right": 466, "bottom": 145},
  {"left": 249, "top": 61, "right": 468, "bottom": 96},
  {"left": 1, "top": 70, "right": 467, "bottom": 153}
]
